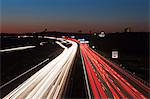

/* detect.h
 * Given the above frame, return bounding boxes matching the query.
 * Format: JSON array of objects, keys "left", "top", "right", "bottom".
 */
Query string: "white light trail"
[
  {"left": 0, "top": 46, "right": 36, "bottom": 52},
  {"left": 3, "top": 38, "right": 78, "bottom": 99}
]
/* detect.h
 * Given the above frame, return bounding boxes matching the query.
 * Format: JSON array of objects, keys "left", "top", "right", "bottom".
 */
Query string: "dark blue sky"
[{"left": 1, "top": 0, "right": 149, "bottom": 33}]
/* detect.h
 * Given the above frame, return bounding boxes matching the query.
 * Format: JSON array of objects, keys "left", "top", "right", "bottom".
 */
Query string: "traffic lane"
[
  {"left": 1, "top": 43, "right": 64, "bottom": 98},
  {"left": 4, "top": 40, "right": 78, "bottom": 99},
  {"left": 80, "top": 46, "right": 100, "bottom": 98},
  {"left": 80, "top": 44, "right": 108, "bottom": 99},
  {"left": 84, "top": 47, "right": 131, "bottom": 98},
  {"left": 98, "top": 52, "right": 150, "bottom": 94},
  {"left": 56, "top": 41, "right": 78, "bottom": 99},
  {"left": 85, "top": 45, "right": 146, "bottom": 98},
  {"left": 63, "top": 47, "right": 88, "bottom": 98},
  {"left": 1, "top": 42, "right": 63, "bottom": 85},
  {"left": 88, "top": 46, "right": 150, "bottom": 96},
  {"left": 89, "top": 45, "right": 147, "bottom": 98},
  {"left": 3, "top": 42, "right": 69, "bottom": 98},
  {"left": 83, "top": 45, "right": 124, "bottom": 98},
  {"left": 84, "top": 45, "right": 132, "bottom": 97},
  {"left": 81, "top": 43, "right": 147, "bottom": 98},
  {"left": 82, "top": 44, "right": 119, "bottom": 98},
  {"left": 85, "top": 50, "right": 122, "bottom": 99},
  {"left": 29, "top": 41, "right": 77, "bottom": 99}
]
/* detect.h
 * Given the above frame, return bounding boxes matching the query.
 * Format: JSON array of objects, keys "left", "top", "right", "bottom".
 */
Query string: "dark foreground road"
[
  {"left": 0, "top": 34, "right": 149, "bottom": 98},
  {"left": 63, "top": 46, "right": 87, "bottom": 98},
  {"left": 0, "top": 39, "right": 64, "bottom": 98}
]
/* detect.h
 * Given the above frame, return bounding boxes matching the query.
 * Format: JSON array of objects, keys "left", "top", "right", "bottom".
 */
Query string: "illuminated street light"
[{"left": 92, "top": 46, "right": 95, "bottom": 49}]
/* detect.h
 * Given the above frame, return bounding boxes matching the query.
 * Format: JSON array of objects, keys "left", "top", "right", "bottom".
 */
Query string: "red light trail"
[{"left": 80, "top": 43, "right": 149, "bottom": 98}]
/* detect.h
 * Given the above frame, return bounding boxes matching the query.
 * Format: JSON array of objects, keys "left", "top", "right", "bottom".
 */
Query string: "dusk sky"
[{"left": 1, "top": 0, "right": 149, "bottom": 33}]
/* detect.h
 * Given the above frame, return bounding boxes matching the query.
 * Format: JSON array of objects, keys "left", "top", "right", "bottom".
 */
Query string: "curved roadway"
[{"left": 3, "top": 38, "right": 78, "bottom": 99}]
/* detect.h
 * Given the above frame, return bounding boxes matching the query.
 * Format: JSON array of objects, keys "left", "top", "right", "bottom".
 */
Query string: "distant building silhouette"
[
  {"left": 78, "top": 30, "right": 82, "bottom": 33},
  {"left": 43, "top": 28, "right": 47, "bottom": 32},
  {"left": 124, "top": 27, "right": 131, "bottom": 32}
]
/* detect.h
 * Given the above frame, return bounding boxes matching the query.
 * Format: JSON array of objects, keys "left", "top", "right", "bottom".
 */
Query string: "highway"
[
  {"left": 1, "top": 36, "right": 149, "bottom": 98},
  {"left": 3, "top": 38, "right": 78, "bottom": 99},
  {"left": 80, "top": 43, "right": 149, "bottom": 99},
  {"left": 1, "top": 37, "right": 64, "bottom": 97}
]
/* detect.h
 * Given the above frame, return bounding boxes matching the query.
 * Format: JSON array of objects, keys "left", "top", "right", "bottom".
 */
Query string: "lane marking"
[
  {"left": 0, "top": 58, "right": 49, "bottom": 89},
  {"left": 3, "top": 38, "right": 78, "bottom": 98},
  {"left": 1, "top": 40, "right": 67, "bottom": 90},
  {"left": 3, "top": 38, "right": 72, "bottom": 98},
  {"left": 80, "top": 48, "right": 92, "bottom": 99}
]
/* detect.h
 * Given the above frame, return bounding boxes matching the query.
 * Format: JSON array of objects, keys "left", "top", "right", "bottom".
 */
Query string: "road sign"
[{"left": 112, "top": 51, "right": 118, "bottom": 58}]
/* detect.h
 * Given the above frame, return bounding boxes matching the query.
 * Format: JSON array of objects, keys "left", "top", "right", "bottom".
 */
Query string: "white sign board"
[
  {"left": 112, "top": 51, "right": 118, "bottom": 58},
  {"left": 71, "top": 36, "right": 75, "bottom": 38},
  {"left": 80, "top": 41, "right": 89, "bottom": 43},
  {"left": 78, "top": 38, "right": 89, "bottom": 43}
]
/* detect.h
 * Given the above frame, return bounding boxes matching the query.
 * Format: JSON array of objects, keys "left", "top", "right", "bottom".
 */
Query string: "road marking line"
[
  {"left": 80, "top": 48, "right": 91, "bottom": 99},
  {"left": 0, "top": 58, "right": 49, "bottom": 89}
]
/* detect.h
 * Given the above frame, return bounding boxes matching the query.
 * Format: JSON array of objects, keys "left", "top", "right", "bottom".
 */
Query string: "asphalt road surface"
[
  {"left": 3, "top": 38, "right": 78, "bottom": 99},
  {"left": 0, "top": 38, "right": 64, "bottom": 98},
  {"left": 1, "top": 36, "right": 149, "bottom": 98}
]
